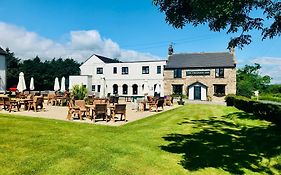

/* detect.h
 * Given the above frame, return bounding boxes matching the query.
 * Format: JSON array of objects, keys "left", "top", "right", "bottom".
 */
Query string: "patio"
[{"left": 0, "top": 99, "right": 179, "bottom": 126}]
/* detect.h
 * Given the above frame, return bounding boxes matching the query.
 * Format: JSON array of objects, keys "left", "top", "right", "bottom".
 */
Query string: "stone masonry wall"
[{"left": 164, "top": 68, "right": 236, "bottom": 101}]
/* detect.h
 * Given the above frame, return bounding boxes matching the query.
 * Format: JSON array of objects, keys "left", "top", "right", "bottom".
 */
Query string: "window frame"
[
  {"left": 113, "top": 67, "right": 117, "bottom": 74},
  {"left": 214, "top": 84, "right": 226, "bottom": 97},
  {"left": 174, "top": 68, "right": 182, "bottom": 78},
  {"left": 96, "top": 67, "right": 103, "bottom": 74},
  {"left": 215, "top": 68, "right": 224, "bottom": 78},
  {"left": 122, "top": 67, "right": 129, "bottom": 75},
  {"left": 172, "top": 84, "right": 183, "bottom": 95},
  {"left": 142, "top": 66, "right": 149, "bottom": 74},
  {"left": 157, "top": 66, "right": 161, "bottom": 74}
]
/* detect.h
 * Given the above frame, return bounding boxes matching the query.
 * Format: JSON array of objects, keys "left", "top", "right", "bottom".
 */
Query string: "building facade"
[
  {"left": 72, "top": 54, "right": 166, "bottom": 97},
  {"left": 164, "top": 52, "right": 236, "bottom": 101},
  {"left": 0, "top": 47, "right": 7, "bottom": 93}
]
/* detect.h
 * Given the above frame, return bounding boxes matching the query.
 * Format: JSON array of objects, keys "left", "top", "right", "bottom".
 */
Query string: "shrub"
[
  {"left": 225, "top": 95, "right": 281, "bottom": 125},
  {"left": 71, "top": 84, "right": 88, "bottom": 100}
]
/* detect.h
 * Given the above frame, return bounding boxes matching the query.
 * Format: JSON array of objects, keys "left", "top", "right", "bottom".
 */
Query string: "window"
[
  {"left": 132, "top": 84, "right": 138, "bottom": 95},
  {"left": 172, "top": 85, "right": 183, "bottom": 95},
  {"left": 122, "top": 67, "right": 129, "bottom": 74},
  {"left": 157, "top": 66, "right": 161, "bottom": 74},
  {"left": 113, "top": 67, "right": 117, "bottom": 74},
  {"left": 142, "top": 66, "right": 149, "bottom": 74},
  {"left": 113, "top": 84, "right": 118, "bottom": 94},
  {"left": 122, "top": 84, "right": 128, "bottom": 95},
  {"left": 92, "top": 85, "right": 95, "bottom": 91},
  {"left": 97, "top": 67, "right": 103, "bottom": 74},
  {"left": 214, "top": 84, "right": 226, "bottom": 96},
  {"left": 215, "top": 68, "right": 224, "bottom": 78},
  {"left": 174, "top": 69, "right": 182, "bottom": 78},
  {"left": 97, "top": 85, "right": 101, "bottom": 92}
]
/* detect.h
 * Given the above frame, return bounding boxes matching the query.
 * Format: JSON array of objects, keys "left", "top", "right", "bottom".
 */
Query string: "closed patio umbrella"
[
  {"left": 54, "top": 77, "right": 60, "bottom": 91},
  {"left": 60, "top": 77, "right": 65, "bottom": 92},
  {"left": 154, "top": 84, "right": 161, "bottom": 97},
  {"left": 29, "top": 77, "right": 35, "bottom": 90},
  {"left": 17, "top": 72, "right": 26, "bottom": 92}
]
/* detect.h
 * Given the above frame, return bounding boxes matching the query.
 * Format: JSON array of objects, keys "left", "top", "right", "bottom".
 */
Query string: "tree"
[
  {"left": 5, "top": 48, "right": 21, "bottom": 89},
  {"left": 237, "top": 63, "right": 271, "bottom": 97},
  {"left": 153, "top": 0, "right": 281, "bottom": 49}
]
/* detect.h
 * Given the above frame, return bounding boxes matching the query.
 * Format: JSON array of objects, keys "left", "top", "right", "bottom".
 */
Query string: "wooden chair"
[
  {"left": 91, "top": 103, "right": 108, "bottom": 122},
  {"left": 149, "top": 97, "right": 165, "bottom": 112},
  {"left": 111, "top": 104, "right": 126, "bottom": 122},
  {"left": 66, "top": 100, "right": 80, "bottom": 120},
  {"left": 47, "top": 93, "right": 58, "bottom": 105},
  {"left": 75, "top": 100, "right": 90, "bottom": 120},
  {"left": 165, "top": 96, "right": 173, "bottom": 106},
  {"left": 3, "top": 97, "right": 19, "bottom": 112},
  {"left": 28, "top": 96, "right": 44, "bottom": 112}
]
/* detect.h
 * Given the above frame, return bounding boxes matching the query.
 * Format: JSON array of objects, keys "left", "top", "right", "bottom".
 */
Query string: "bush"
[
  {"left": 71, "top": 84, "right": 88, "bottom": 100},
  {"left": 225, "top": 95, "right": 281, "bottom": 125}
]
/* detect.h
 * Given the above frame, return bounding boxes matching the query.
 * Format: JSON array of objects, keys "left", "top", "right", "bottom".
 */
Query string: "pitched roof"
[
  {"left": 0, "top": 47, "right": 7, "bottom": 55},
  {"left": 165, "top": 52, "right": 236, "bottom": 69},
  {"left": 94, "top": 54, "right": 122, "bottom": 63}
]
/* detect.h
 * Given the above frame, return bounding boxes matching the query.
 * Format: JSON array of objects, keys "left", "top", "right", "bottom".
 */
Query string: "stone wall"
[{"left": 164, "top": 68, "right": 236, "bottom": 101}]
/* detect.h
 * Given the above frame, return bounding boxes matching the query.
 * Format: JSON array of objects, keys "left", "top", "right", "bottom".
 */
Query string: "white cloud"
[
  {"left": 252, "top": 57, "right": 281, "bottom": 84},
  {"left": 0, "top": 22, "right": 161, "bottom": 62}
]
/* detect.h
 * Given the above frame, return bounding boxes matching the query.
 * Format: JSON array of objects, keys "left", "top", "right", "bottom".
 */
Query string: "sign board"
[{"left": 186, "top": 71, "right": 210, "bottom": 76}]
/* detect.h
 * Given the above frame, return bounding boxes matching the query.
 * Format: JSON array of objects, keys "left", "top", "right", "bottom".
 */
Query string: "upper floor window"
[
  {"left": 215, "top": 68, "right": 224, "bottom": 78},
  {"left": 174, "top": 69, "right": 182, "bottom": 78},
  {"left": 122, "top": 67, "right": 129, "bottom": 75},
  {"left": 157, "top": 66, "right": 161, "bottom": 74},
  {"left": 97, "top": 67, "right": 103, "bottom": 74},
  {"left": 142, "top": 66, "right": 149, "bottom": 74},
  {"left": 113, "top": 67, "right": 117, "bottom": 74}
]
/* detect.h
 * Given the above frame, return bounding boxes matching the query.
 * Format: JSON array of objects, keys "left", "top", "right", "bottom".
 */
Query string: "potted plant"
[
  {"left": 177, "top": 94, "right": 185, "bottom": 105},
  {"left": 71, "top": 84, "right": 88, "bottom": 100}
]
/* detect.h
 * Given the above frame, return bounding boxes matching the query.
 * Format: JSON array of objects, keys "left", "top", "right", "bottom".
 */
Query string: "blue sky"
[{"left": 0, "top": 0, "right": 280, "bottom": 83}]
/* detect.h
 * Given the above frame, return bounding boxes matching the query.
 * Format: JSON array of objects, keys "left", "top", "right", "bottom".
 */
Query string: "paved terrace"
[{"left": 0, "top": 99, "right": 181, "bottom": 126}]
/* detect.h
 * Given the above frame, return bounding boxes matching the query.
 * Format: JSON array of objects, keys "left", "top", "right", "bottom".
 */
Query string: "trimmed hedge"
[{"left": 225, "top": 95, "right": 281, "bottom": 125}]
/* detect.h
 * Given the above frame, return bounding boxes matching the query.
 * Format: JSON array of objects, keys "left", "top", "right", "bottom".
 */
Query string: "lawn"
[{"left": 0, "top": 104, "right": 280, "bottom": 175}]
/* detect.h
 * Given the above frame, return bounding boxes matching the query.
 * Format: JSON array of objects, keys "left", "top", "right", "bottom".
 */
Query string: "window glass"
[
  {"left": 92, "top": 85, "right": 95, "bottom": 91},
  {"left": 215, "top": 68, "right": 224, "bottom": 78},
  {"left": 172, "top": 85, "right": 183, "bottom": 95},
  {"left": 113, "top": 67, "right": 117, "bottom": 74},
  {"left": 122, "top": 67, "right": 129, "bottom": 74},
  {"left": 174, "top": 69, "right": 182, "bottom": 78},
  {"left": 132, "top": 84, "right": 138, "bottom": 95},
  {"left": 214, "top": 85, "right": 226, "bottom": 96},
  {"left": 113, "top": 84, "right": 118, "bottom": 94},
  {"left": 142, "top": 66, "right": 149, "bottom": 74},
  {"left": 122, "top": 84, "right": 128, "bottom": 94},
  {"left": 157, "top": 66, "right": 161, "bottom": 74},
  {"left": 97, "top": 67, "right": 103, "bottom": 74}
]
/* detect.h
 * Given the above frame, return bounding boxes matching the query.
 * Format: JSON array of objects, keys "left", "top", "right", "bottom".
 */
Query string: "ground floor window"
[
  {"left": 122, "top": 84, "right": 128, "bottom": 95},
  {"left": 172, "top": 84, "right": 183, "bottom": 95},
  {"left": 97, "top": 85, "right": 101, "bottom": 92},
  {"left": 132, "top": 84, "right": 138, "bottom": 95},
  {"left": 113, "top": 84, "right": 118, "bottom": 94},
  {"left": 214, "top": 84, "right": 226, "bottom": 96},
  {"left": 92, "top": 85, "right": 95, "bottom": 91}
]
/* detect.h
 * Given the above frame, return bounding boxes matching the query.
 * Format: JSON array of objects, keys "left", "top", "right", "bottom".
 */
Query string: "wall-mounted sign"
[{"left": 186, "top": 71, "right": 210, "bottom": 76}]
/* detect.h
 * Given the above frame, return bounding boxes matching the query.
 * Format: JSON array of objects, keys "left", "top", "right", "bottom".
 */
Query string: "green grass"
[{"left": 0, "top": 104, "right": 280, "bottom": 175}]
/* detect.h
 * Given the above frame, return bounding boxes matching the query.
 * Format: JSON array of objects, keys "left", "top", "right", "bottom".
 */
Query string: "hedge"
[{"left": 225, "top": 95, "right": 281, "bottom": 125}]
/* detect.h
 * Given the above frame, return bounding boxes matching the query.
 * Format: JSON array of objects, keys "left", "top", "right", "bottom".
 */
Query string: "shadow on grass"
[{"left": 161, "top": 112, "right": 281, "bottom": 174}]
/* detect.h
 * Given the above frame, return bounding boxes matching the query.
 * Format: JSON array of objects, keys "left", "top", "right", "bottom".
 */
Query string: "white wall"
[
  {"left": 79, "top": 55, "right": 166, "bottom": 97},
  {"left": 69, "top": 75, "right": 92, "bottom": 95},
  {"left": 0, "top": 55, "right": 6, "bottom": 93}
]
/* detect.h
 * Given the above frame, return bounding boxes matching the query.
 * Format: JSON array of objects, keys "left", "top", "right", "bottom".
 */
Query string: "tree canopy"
[
  {"left": 237, "top": 63, "right": 271, "bottom": 97},
  {"left": 153, "top": 0, "right": 281, "bottom": 49},
  {"left": 6, "top": 49, "right": 81, "bottom": 91}
]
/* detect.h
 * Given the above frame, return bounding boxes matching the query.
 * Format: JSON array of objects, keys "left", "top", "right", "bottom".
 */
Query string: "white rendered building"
[
  {"left": 0, "top": 47, "right": 7, "bottom": 93},
  {"left": 74, "top": 54, "right": 166, "bottom": 97}
]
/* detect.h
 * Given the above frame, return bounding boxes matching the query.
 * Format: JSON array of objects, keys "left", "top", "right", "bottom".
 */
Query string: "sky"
[{"left": 0, "top": 0, "right": 280, "bottom": 83}]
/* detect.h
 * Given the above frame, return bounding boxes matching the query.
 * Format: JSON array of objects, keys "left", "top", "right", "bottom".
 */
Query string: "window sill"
[{"left": 214, "top": 94, "right": 225, "bottom": 97}]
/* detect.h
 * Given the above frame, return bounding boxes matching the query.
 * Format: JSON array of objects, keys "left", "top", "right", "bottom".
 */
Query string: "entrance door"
[{"left": 194, "top": 86, "right": 201, "bottom": 100}]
